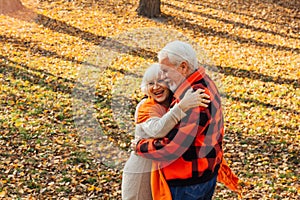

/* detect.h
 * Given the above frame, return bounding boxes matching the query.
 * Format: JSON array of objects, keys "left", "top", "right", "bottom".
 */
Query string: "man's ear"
[{"left": 179, "top": 61, "right": 189, "bottom": 76}]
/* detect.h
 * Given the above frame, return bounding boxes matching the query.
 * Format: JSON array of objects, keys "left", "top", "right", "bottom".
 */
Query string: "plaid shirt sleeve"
[{"left": 135, "top": 105, "right": 206, "bottom": 161}]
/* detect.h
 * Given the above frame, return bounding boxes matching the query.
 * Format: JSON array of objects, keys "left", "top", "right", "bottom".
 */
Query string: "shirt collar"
[{"left": 173, "top": 67, "right": 206, "bottom": 99}]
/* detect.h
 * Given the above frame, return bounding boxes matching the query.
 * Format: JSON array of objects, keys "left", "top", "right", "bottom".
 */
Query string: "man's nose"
[{"left": 161, "top": 72, "right": 167, "bottom": 80}]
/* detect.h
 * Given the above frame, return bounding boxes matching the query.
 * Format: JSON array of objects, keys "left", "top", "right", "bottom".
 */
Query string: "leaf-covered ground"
[{"left": 0, "top": 0, "right": 299, "bottom": 199}]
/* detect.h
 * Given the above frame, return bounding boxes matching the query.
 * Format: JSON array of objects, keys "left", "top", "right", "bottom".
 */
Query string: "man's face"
[{"left": 159, "top": 58, "right": 185, "bottom": 91}]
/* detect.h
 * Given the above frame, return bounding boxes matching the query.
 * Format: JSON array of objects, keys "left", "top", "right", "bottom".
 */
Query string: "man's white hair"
[
  {"left": 140, "top": 63, "right": 161, "bottom": 95},
  {"left": 158, "top": 40, "right": 198, "bottom": 70}
]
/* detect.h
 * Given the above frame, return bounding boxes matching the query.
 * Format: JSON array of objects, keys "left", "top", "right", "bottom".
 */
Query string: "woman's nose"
[{"left": 153, "top": 82, "right": 161, "bottom": 89}]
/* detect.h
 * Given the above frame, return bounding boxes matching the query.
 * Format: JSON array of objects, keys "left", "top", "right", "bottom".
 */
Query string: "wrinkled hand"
[{"left": 178, "top": 88, "right": 210, "bottom": 112}]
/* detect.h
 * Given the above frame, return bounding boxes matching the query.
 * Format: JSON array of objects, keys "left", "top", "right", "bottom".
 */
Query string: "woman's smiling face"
[{"left": 147, "top": 78, "right": 170, "bottom": 104}]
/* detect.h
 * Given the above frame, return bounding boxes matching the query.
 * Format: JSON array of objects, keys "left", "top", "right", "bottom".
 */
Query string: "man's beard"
[{"left": 166, "top": 79, "right": 178, "bottom": 92}]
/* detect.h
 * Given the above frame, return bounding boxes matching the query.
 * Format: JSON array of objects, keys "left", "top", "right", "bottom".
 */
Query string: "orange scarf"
[
  {"left": 218, "top": 159, "right": 242, "bottom": 198},
  {"left": 136, "top": 97, "right": 167, "bottom": 124},
  {"left": 136, "top": 97, "right": 241, "bottom": 199},
  {"left": 136, "top": 98, "right": 172, "bottom": 200},
  {"left": 151, "top": 162, "right": 172, "bottom": 200}
]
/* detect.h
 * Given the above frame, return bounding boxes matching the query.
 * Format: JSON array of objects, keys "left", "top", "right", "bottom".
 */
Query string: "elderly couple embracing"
[{"left": 121, "top": 41, "right": 241, "bottom": 200}]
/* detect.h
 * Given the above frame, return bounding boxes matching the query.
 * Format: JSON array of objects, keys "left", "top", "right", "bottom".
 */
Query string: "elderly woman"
[{"left": 121, "top": 63, "right": 210, "bottom": 200}]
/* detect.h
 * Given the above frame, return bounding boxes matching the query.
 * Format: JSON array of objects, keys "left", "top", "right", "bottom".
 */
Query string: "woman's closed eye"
[{"left": 148, "top": 82, "right": 155, "bottom": 86}]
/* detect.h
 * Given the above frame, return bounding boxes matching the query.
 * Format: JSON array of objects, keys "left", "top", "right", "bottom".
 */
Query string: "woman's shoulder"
[
  {"left": 135, "top": 97, "right": 166, "bottom": 123},
  {"left": 134, "top": 98, "right": 148, "bottom": 122},
  {"left": 136, "top": 98, "right": 148, "bottom": 109}
]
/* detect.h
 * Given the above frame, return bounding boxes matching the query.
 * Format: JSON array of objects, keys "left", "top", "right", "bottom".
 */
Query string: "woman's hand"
[{"left": 178, "top": 88, "right": 210, "bottom": 112}]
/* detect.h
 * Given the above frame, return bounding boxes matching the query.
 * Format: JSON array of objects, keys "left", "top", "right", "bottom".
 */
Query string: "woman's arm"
[{"left": 140, "top": 103, "right": 186, "bottom": 138}]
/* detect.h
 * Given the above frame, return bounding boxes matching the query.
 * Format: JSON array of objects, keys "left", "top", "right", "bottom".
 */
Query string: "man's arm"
[{"left": 135, "top": 106, "right": 208, "bottom": 161}]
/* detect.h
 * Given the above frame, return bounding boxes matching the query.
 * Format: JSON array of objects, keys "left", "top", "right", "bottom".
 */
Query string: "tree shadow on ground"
[
  {"left": 34, "top": 14, "right": 157, "bottom": 60},
  {"left": 225, "top": 128, "right": 299, "bottom": 175},
  {"left": 0, "top": 55, "right": 74, "bottom": 94},
  {"left": 268, "top": 0, "right": 300, "bottom": 11},
  {"left": 166, "top": 15, "right": 299, "bottom": 53},
  {"left": 0, "top": 34, "right": 95, "bottom": 67},
  {"left": 218, "top": 65, "right": 299, "bottom": 89},
  {"left": 175, "top": 0, "right": 300, "bottom": 33},
  {"left": 163, "top": 2, "right": 299, "bottom": 40},
  {"left": 2, "top": 5, "right": 157, "bottom": 61},
  {"left": 227, "top": 94, "right": 299, "bottom": 116}
]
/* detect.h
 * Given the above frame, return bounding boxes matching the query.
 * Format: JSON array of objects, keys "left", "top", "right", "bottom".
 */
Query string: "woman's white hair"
[
  {"left": 140, "top": 63, "right": 161, "bottom": 95},
  {"left": 157, "top": 40, "right": 198, "bottom": 70}
]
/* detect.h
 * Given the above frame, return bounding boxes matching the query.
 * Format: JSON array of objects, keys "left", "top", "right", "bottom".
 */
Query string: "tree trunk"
[
  {"left": 137, "top": 0, "right": 161, "bottom": 18},
  {"left": 0, "top": 0, "right": 24, "bottom": 14}
]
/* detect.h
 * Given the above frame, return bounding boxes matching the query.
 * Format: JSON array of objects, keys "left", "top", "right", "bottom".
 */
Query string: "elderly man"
[{"left": 135, "top": 41, "right": 224, "bottom": 200}]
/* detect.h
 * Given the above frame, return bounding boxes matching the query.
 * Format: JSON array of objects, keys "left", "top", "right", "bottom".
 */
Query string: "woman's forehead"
[{"left": 146, "top": 72, "right": 163, "bottom": 82}]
